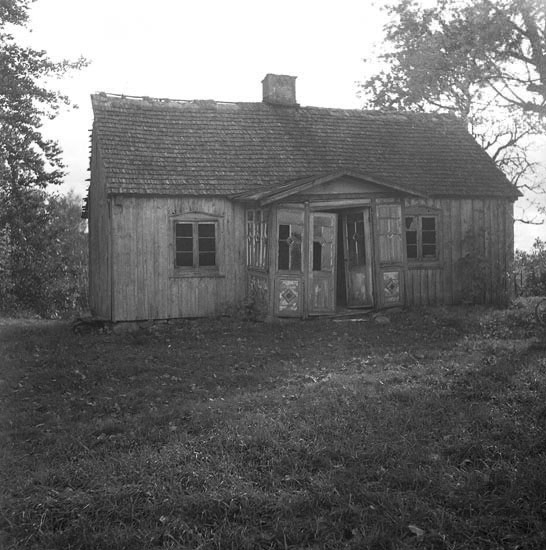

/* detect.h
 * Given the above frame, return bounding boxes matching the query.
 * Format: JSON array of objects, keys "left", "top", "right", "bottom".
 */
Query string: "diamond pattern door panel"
[
  {"left": 383, "top": 270, "right": 401, "bottom": 304},
  {"left": 277, "top": 278, "right": 301, "bottom": 315}
]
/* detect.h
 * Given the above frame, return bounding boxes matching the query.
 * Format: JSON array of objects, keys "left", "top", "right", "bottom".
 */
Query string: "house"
[{"left": 85, "top": 74, "right": 519, "bottom": 321}]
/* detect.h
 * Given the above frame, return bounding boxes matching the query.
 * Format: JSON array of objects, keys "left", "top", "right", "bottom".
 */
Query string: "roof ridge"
[
  {"left": 92, "top": 92, "right": 242, "bottom": 107},
  {"left": 91, "top": 92, "right": 462, "bottom": 122}
]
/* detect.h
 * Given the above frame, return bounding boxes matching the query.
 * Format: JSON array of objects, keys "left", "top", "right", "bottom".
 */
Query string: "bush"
[{"left": 514, "top": 238, "right": 546, "bottom": 296}]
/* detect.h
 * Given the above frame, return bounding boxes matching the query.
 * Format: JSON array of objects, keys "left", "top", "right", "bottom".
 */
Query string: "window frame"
[
  {"left": 171, "top": 212, "right": 223, "bottom": 278},
  {"left": 404, "top": 208, "right": 440, "bottom": 264},
  {"left": 174, "top": 221, "right": 217, "bottom": 269}
]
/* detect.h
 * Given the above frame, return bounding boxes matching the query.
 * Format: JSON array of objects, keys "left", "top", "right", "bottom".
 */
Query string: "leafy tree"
[
  {"left": 0, "top": 0, "right": 88, "bottom": 314},
  {"left": 0, "top": 190, "right": 88, "bottom": 316},
  {"left": 360, "top": 0, "right": 545, "bottom": 195},
  {"left": 40, "top": 192, "right": 88, "bottom": 316}
]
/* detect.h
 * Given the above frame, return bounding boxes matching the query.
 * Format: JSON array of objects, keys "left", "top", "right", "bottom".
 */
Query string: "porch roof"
[{"left": 233, "top": 171, "right": 428, "bottom": 205}]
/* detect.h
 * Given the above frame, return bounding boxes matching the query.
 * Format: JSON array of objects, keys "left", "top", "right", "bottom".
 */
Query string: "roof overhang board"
[{"left": 233, "top": 171, "right": 427, "bottom": 206}]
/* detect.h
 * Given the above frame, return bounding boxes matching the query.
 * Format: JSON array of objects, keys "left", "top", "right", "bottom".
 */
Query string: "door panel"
[
  {"left": 275, "top": 208, "right": 305, "bottom": 317},
  {"left": 376, "top": 203, "right": 403, "bottom": 306},
  {"left": 376, "top": 203, "right": 403, "bottom": 263},
  {"left": 308, "top": 213, "right": 337, "bottom": 314},
  {"left": 343, "top": 210, "right": 373, "bottom": 307}
]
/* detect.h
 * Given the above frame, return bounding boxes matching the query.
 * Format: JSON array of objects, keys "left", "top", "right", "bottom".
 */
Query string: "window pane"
[
  {"left": 422, "top": 217, "right": 436, "bottom": 231},
  {"left": 422, "top": 244, "right": 436, "bottom": 258},
  {"left": 279, "top": 224, "right": 290, "bottom": 240},
  {"left": 405, "top": 217, "right": 416, "bottom": 230},
  {"left": 313, "top": 241, "right": 322, "bottom": 271},
  {"left": 199, "top": 237, "right": 216, "bottom": 252},
  {"left": 278, "top": 224, "right": 290, "bottom": 270},
  {"left": 176, "top": 237, "right": 193, "bottom": 252},
  {"left": 176, "top": 252, "right": 194, "bottom": 267},
  {"left": 290, "top": 247, "right": 302, "bottom": 271},
  {"left": 278, "top": 224, "right": 301, "bottom": 271},
  {"left": 422, "top": 231, "right": 436, "bottom": 244},
  {"left": 407, "top": 244, "right": 418, "bottom": 259},
  {"left": 198, "top": 223, "right": 215, "bottom": 238},
  {"left": 355, "top": 221, "right": 365, "bottom": 265},
  {"left": 406, "top": 231, "right": 417, "bottom": 245},
  {"left": 290, "top": 230, "right": 302, "bottom": 271},
  {"left": 347, "top": 219, "right": 365, "bottom": 266},
  {"left": 176, "top": 223, "right": 193, "bottom": 237},
  {"left": 199, "top": 252, "right": 216, "bottom": 266},
  {"left": 278, "top": 241, "right": 289, "bottom": 269}
]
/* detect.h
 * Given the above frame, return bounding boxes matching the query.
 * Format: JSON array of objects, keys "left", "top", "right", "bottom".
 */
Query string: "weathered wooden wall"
[
  {"left": 247, "top": 271, "right": 269, "bottom": 316},
  {"left": 403, "top": 197, "right": 514, "bottom": 306},
  {"left": 89, "top": 187, "right": 514, "bottom": 320},
  {"left": 405, "top": 268, "right": 443, "bottom": 306},
  {"left": 88, "top": 139, "right": 112, "bottom": 319},
  {"left": 109, "top": 196, "right": 246, "bottom": 321}
]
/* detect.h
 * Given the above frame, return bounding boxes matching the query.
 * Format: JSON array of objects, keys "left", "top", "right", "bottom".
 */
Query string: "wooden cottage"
[{"left": 86, "top": 74, "right": 519, "bottom": 321}]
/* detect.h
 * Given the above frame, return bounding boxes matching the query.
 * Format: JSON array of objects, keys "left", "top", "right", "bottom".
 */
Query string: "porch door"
[
  {"left": 274, "top": 208, "right": 305, "bottom": 316},
  {"left": 343, "top": 210, "right": 374, "bottom": 307},
  {"left": 308, "top": 213, "right": 337, "bottom": 314}
]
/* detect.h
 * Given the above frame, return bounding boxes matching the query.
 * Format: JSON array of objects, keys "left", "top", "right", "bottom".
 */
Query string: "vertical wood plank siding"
[
  {"left": 403, "top": 197, "right": 513, "bottom": 306},
  {"left": 110, "top": 197, "right": 246, "bottom": 321},
  {"left": 405, "top": 268, "right": 443, "bottom": 306},
  {"left": 88, "top": 140, "right": 111, "bottom": 318},
  {"left": 93, "top": 192, "right": 514, "bottom": 320}
]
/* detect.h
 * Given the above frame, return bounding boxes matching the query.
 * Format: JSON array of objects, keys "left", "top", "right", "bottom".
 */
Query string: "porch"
[{"left": 240, "top": 173, "right": 416, "bottom": 319}]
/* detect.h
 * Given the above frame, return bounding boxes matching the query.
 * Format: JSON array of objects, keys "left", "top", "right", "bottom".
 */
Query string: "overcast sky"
[{"left": 19, "top": 0, "right": 545, "bottom": 249}]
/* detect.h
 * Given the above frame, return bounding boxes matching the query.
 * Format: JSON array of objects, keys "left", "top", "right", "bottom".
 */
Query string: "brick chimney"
[{"left": 262, "top": 74, "right": 298, "bottom": 106}]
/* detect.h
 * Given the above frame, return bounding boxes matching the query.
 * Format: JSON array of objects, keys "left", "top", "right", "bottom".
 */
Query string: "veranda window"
[{"left": 246, "top": 209, "right": 268, "bottom": 269}]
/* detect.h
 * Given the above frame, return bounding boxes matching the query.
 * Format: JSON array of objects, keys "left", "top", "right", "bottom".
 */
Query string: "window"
[
  {"left": 278, "top": 223, "right": 302, "bottom": 271},
  {"left": 312, "top": 214, "right": 335, "bottom": 272},
  {"left": 175, "top": 221, "right": 216, "bottom": 268},
  {"left": 246, "top": 209, "right": 268, "bottom": 269},
  {"left": 405, "top": 215, "right": 437, "bottom": 261}
]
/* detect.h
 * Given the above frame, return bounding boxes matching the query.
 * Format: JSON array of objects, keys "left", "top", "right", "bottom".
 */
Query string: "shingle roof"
[{"left": 91, "top": 93, "right": 517, "bottom": 199}]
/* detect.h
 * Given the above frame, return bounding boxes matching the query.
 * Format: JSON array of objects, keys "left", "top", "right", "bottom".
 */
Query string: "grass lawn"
[{"left": 1, "top": 304, "right": 546, "bottom": 549}]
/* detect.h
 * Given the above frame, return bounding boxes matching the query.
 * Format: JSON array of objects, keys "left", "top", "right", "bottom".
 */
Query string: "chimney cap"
[{"left": 261, "top": 73, "right": 297, "bottom": 83}]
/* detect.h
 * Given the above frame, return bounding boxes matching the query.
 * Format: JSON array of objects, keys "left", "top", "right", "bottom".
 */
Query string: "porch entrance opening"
[
  {"left": 337, "top": 209, "right": 374, "bottom": 309},
  {"left": 274, "top": 206, "right": 374, "bottom": 318},
  {"left": 308, "top": 208, "right": 374, "bottom": 314},
  {"left": 309, "top": 208, "right": 374, "bottom": 314}
]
